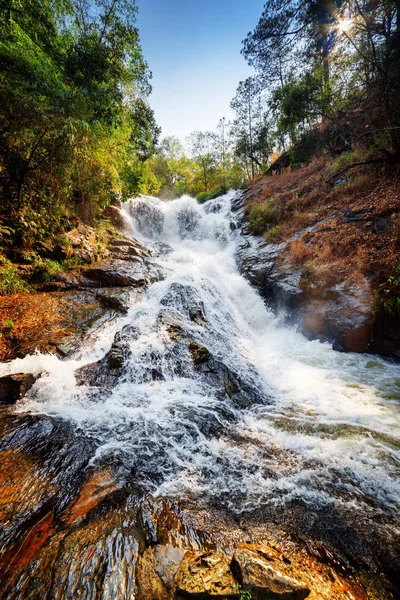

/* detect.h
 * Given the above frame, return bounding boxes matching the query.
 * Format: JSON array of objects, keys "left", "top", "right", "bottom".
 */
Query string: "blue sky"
[{"left": 137, "top": 0, "right": 266, "bottom": 143}]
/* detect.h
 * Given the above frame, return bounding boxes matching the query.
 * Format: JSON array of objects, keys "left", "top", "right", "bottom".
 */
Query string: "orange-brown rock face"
[{"left": 0, "top": 413, "right": 393, "bottom": 600}]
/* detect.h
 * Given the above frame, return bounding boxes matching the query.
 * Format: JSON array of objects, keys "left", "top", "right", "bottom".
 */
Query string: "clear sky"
[{"left": 137, "top": 0, "right": 266, "bottom": 143}]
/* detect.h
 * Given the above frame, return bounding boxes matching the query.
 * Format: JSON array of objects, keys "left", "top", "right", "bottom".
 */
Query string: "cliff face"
[{"left": 235, "top": 158, "right": 400, "bottom": 357}]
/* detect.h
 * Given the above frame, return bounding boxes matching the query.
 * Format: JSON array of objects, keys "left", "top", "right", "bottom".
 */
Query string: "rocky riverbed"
[{"left": 0, "top": 194, "right": 399, "bottom": 599}]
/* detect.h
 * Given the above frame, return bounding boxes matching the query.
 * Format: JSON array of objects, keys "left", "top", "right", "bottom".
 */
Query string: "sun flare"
[{"left": 338, "top": 17, "right": 353, "bottom": 33}]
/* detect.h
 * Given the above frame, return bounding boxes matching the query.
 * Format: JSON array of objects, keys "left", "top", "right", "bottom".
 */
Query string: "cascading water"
[{"left": 2, "top": 192, "right": 400, "bottom": 518}]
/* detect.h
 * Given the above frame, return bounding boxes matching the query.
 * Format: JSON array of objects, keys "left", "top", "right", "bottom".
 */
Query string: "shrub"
[
  {"left": 288, "top": 238, "right": 313, "bottom": 263},
  {"left": 330, "top": 150, "right": 354, "bottom": 173},
  {"left": 196, "top": 192, "right": 211, "bottom": 204},
  {"left": 209, "top": 186, "right": 227, "bottom": 200},
  {"left": 0, "top": 258, "right": 30, "bottom": 295},
  {"left": 299, "top": 263, "right": 316, "bottom": 290},
  {"left": 248, "top": 201, "right": 278, "bottom": 235},
  {"left": 32, "top": 258, "right": 63, "bottom": 283},
  {"left": 263, "top": 224, "right": 282, "bottom": 243}
]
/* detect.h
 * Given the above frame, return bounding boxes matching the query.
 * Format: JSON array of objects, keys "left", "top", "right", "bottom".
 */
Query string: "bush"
[
  {"left": 196, "top": 192, "right": 212, "bottom": 204},
  {"left": 32, "top": 258, "right": 63, "bottom": 283},
  {"left": 209, "top": 186, "right": 227, "bottom": 200},
  {"left": 0, "top": 258, "right": 30, "bottom": 295},
  {"left": 263, "top": 224, "right": 282, "bottom": 243},
  {"left": 248, "top": 201, "right": 278, "bottom": 235}
]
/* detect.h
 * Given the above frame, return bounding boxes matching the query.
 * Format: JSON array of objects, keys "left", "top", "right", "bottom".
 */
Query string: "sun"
[{"left": 337, "top": 18, "right": 353, "bottom": 33}]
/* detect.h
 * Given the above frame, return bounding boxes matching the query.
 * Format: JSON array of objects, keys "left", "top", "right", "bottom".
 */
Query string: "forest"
[
  {"left": 0, "top": 0, "right": 399, "bottom": 271},
  {"left": 0, "top": 3, "right": 399, "bottom": 598},
  {"left": 145, "top": 0, "right": 400, "bottom": 200}
]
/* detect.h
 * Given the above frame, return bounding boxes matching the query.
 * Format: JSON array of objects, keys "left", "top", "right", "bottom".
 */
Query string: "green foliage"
[
  {"left": 0, "top": 258, "right": 30, "bottom": 295},
  {"left": 236, "top": 585, "right": 252, "bottom": 600},
  {"left": 0, "top": 0, "right": 159, "bottom": 251},
  {"left": 381, "top": 264, "right": 400, "bottom": 316},
  {"left": 248, "top": 201, "right": 278, "bottom": 235},
  {"left": 196, "top": 192, "right": 212, "bottom": 204},
  {"left": 330, "top": 151, "right": 355, "bottom": 173},
  {"left": 299, "top": 263, "right": 316, "bottom": 291},
  {"left": 3, "top": 318, "right": 14, "bottom": 332},
  {"left": 241, "top": 0, "right": 400, "bottom": 158},
  {"left": 32, "top": 258, "right": 63, "bottom": 283},
  {"left": 289, "top": 130, "right": 324, "bottom": 167},
  {"left": 263, "top": 224, "right": 282, "bottom": 243}
]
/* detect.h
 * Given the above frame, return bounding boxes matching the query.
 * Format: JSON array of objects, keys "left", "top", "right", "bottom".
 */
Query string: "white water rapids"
[{"left": 2, "top": 192, "right": 400, "bottom": 516}]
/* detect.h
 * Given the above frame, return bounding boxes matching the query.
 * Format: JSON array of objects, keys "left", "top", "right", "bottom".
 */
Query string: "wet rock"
[
  {"left": 301, "top": 279, "right": 372, "bottom": 352},
  {"left": 235, "top": 221, "right": 374, "bottom": 352},
  {"left": 231, "top": 546, "right": 310, "bottom": 600},
  {"left": 196, "top": 353, "right": 268, "bottom": 408},
  {"left": 175, "top": 551, "right": 238, "bottom": 597},
  {"left": 96, "top": 288, "right": 132, "bottom": 314},
  {"left": 139, "top": 547, "right": 171, "bottom": 600},
  {"left": 160, "top": 283, "right": 207, "bottom": 326},
  {"left": 75, "top": 325, "right": 138, "bottom": 385},
  {"left": 108, "top": 326, "right": 137, "bottom": 370},
  {"left": 189, "top": 342, "right": 211, "bottom": 365},
  {"left": 0, "top": 373, "right": 38, "bottom": 405},
  {"left": 236, "top": 237, "right": 301, "bottom": 315},
  {"left": 154, "top": 545, "right": 187, "bottom": 590},
  {"left": 110, "top": 237, "right": 151, "bottom": 260},
  {"left": 85, "top": 259, "right": 152, "bottom": 287},
  {"left": 103, "top": 205, "right": 131, "bottom": 230}
]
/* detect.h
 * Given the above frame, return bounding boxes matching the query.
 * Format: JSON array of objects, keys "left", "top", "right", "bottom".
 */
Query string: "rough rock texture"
[
  {"left": 233, "top": 193, "right": 374, "bottom": 353},
  {"left": 55, "top": 223, "right": 107, "bottom": 264},
  {"left": 175, "top": 551, "right": 238, "bottom": 597},
  {"left": 0, "top": 409, "right": 396, "bottom": 599},
  {"left": 0, "top": 233, "right": 155, "bottom": 361},
  {"left": 85, "top": 259, "right": 153, "bottom": 287},
  {"left": 300, "top": 279, "right": 373, "bottom": 352},
  {"left": 103, "top": 205, "right": 131, "bottom": 231},
  {"left": 232, "top": 546, "right": 310, "bottom": 599},
  {"left": 0, "top": 373, "right": 38, "bottom": 405}
]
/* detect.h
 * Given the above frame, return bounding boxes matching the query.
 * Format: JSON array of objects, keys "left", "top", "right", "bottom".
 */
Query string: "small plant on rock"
[
  {"left": 236, "top": 585, "right": 252, "bottom": 600},
  {"left": 381, "top": 264, "right": 400, "bottom": 315}
]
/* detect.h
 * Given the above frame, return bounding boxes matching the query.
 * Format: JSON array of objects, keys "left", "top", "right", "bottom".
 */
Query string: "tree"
[
  {"left": 0, "top": 0, "right": 160, "bottom": 246},
  {"left": 231, "top": 77, "right": 272, "bottom": 176},
  {"left": 187, "top": 131, "right": 219, "bottom": 193}
]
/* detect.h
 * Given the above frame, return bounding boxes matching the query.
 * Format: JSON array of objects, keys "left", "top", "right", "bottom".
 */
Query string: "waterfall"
[{"left": 2, "top": 191, "right": 399, "bottom": 516}]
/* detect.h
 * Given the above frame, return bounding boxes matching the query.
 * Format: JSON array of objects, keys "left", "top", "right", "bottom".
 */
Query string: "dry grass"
[
  {"left": 288, "top": 239, "right": 314, "bottom": 264},
  {"left": 245, "top": 157, "right": 400, "bottom": 291}
]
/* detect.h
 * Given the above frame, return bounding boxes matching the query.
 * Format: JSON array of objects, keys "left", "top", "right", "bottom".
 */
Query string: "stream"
[{"left": 0, "top": 191, "right": 399, "bottom": 598}]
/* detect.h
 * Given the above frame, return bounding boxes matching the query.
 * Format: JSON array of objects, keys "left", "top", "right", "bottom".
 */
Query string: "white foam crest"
[{"left": 5, "top": 191, "right": 400, "bottom": 515}]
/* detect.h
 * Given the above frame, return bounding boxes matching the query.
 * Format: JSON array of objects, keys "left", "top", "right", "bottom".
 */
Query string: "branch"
[{"left": 326, "top": 158, "right": 384, "bottom": 183}]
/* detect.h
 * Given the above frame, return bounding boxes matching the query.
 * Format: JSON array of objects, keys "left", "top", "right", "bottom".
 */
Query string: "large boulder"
[
  {"left": 84, "top": 259, "right": 152, "bottom": 287},
  {"left": 231, "top": 546, "right": 310, "bottom": 600},
  {"left": 175, "top": 551, "right": 238, "bottom": 598},
  {"left": 234, "top": 201, "right": 374, "bottom": 353},
  {"left": 0, "top": 373, "right": 38, "bottom": 405},
  {"left": 301, "top": 278, "right": 373, "bottom": 352},
  {"left": 55, "top": 224, "right": 104, "bottom": 264},
  {"left": 103, "top": 205, "right": 131, "bottom": 230}
]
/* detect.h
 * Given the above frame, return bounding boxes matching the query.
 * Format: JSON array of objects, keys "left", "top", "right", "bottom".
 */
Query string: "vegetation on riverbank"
[
  {"left": 0, "top": 0, "right": 159, "bottom": 257},
  {"left": 243, "top": 152, "right": 400, "bottom": 353}
]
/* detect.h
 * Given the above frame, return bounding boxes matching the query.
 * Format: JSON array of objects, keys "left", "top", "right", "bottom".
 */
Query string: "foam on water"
[{"left": 2, "top": 191, "right": 400, "bottom": 515}]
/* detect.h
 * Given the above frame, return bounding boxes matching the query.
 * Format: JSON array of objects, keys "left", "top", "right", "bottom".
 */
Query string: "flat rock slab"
[{"left": 85, "top": 259, "right": 150, "bottom": 287}]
